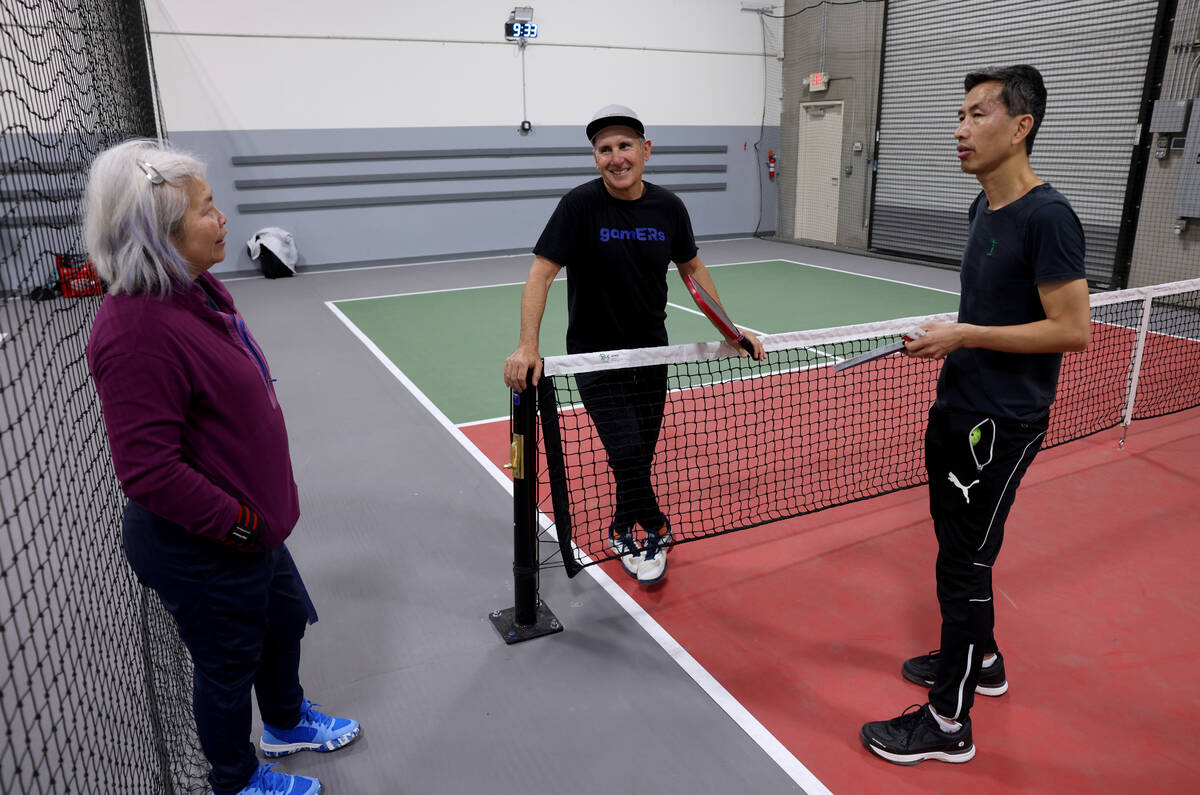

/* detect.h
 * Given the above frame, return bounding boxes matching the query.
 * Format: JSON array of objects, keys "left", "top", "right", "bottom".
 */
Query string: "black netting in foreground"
[
  {"left": 2, "top": 0, "right": 207, "bottom": 792},
  {"left": 539, "top": 282, "right": 1200, "bottom": 576}
]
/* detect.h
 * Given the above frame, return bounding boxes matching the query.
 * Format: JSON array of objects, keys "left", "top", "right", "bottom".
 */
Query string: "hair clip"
[{"left": 136, "top": 160, "right": 165, "bottom": 185}]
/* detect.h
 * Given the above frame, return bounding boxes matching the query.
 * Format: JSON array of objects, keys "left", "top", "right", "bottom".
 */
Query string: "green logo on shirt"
[{"left": 986, "top": 238, "right": 998, "bottom": 256}]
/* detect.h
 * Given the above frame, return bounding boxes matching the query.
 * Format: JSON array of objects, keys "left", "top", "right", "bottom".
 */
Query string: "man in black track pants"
[
  {"left": 503, "top": 104, "right": 762, "bottom": 586},
  {"left": 860, "top": 65, "right": 1090, "bottom": 765}
]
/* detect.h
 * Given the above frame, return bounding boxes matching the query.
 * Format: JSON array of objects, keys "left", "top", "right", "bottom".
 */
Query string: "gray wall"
[
  {"left": 870, "top": 0, "right": 1160, "bottom": 288},
  {"left": 171, "top": 125, "right": 779, "bottom": 276},
  {"left": 1131, "top": 123, "right": 1200, "bottom": 288},
  {"left": 1129, "top": 1, "right": 1200, "bottom": 288},
  {"left": 778, "top": 0, "right": 885, "bottom": 251},
  {"left": 775, "top": 0, "right": 1186, "bottom": 291}
]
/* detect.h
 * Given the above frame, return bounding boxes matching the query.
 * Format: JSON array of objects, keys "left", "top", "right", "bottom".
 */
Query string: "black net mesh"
[
  {"left": 540, "top": 285, "right": 1200, "bottom": 575},
  {"left": 1129, "top": 289, "right": 1200, "bottom": 419},
  {"left": 2, "top": 0, "right": 207, "bottom": 791}
]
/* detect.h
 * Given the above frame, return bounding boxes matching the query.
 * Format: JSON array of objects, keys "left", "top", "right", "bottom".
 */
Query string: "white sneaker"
[
  {"left": 608, "top": 524, "right": 642, "bottom": 579},
  {"left": 636, "top": 520, "right": 671, "bottom": 585},
  {"left": 637, "top": 546, "right": 667, "bottom": 584}
]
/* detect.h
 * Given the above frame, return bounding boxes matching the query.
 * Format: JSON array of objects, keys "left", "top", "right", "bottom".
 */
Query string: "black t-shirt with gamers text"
[
  {"left": 936, "top": 183, "right": 1087, "bottom": 422},
  {"left": 533, "top": 178, "right": 699, "bottom": 354}
]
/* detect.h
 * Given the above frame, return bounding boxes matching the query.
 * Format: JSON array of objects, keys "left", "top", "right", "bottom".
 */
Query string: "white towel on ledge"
[{"left": 247, "top": 227, "right": 298, "bottom": 271}]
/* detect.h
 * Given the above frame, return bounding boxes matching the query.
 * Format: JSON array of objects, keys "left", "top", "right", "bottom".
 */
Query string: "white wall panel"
[
  {"left": 146, "top": 0, "right": 779, "bottom": 131},
  {"left": 147, "top": 0, "right": 771, "bottom": 52}
]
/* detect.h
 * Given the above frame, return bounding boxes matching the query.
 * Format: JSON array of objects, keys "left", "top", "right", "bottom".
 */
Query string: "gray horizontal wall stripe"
[
  {"left": 167, "top": 124, "right": 777, "bottom": 274},
  {"left": 234, "top": 164, "right": 727, "bottom": 190},
  {"left": 221, "top": 231, "right": 758, "bottom": 278},
  {"left": 0, "top": 190, "right": 79, "bottom": 202},
  {"left": 0, "top": 215, "right": 73, "bottom": 228},
  {"left": 0, "top": 163, "right": 87, "bottom": 175},
  {"left": 231, "top": 145, "right": 728, "bottom": 166},
  {"left": 237, "top": 183, "right": 728, "bottom": 214}
]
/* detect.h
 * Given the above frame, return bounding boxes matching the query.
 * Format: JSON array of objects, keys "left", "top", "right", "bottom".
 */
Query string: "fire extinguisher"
[{"left": 767, "top": 150, "right": 776, "bottom": 180}]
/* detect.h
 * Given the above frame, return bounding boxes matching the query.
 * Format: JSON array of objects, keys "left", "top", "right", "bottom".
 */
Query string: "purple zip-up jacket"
[{"left": 87, "top": 271, "right": 300, "bottom": 548}]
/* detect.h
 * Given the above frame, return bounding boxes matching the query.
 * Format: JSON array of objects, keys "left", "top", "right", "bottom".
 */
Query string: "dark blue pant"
[
  {"left": 924, "top": 406, "right": 1046, "bottom": 721},
  {"left": 123, "top": 502, "right": 316, "bottom": 794}
]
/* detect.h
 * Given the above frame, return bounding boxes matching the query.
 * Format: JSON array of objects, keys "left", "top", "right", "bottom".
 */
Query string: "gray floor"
[{"left": 225, "top": 238, "right": 960, "bottom": 794}]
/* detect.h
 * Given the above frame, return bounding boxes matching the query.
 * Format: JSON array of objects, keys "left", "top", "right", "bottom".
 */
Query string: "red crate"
[{"left": 55, "top": 254, "right": 104, "bottom": 297}]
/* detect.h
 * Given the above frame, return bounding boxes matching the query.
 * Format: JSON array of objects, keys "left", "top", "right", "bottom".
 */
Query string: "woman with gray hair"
[{"left": 84, "top": 139, "right": 360, "bottom": 795}]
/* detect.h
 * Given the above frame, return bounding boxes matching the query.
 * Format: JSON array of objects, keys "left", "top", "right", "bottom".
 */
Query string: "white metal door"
[{"left": 795, "top": 102, "right": 843, "bottom": 243}]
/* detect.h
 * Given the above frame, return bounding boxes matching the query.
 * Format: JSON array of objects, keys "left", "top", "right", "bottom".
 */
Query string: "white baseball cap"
[{"left": 586, "top": 104, "right": 644, "bottom": 142}]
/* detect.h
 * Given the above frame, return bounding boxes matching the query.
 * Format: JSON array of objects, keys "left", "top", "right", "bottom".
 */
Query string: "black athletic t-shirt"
[
  {"left": 936, "top": 183, "right": 1087, "bottom": 422},
  {"left": 533, "top": 179, "right": 699, "bottom": 354}
]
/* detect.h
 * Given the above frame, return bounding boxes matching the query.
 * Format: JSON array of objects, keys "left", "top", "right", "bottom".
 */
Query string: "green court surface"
[{"left": 332, "top": 260, "right": 958, "bottom": 424}]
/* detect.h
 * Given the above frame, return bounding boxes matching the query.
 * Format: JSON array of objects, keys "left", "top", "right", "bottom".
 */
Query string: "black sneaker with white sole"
[
  {"left": 860, "top": 704, "right": 975, "bottom": 765},
  {"left": 901, "top": 649, "right": 1008, "bottom": 696}
]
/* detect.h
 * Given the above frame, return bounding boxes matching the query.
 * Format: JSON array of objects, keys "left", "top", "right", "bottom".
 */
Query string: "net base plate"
[{"left": 488, "top": 602, "right": 564, "bottom": 644}]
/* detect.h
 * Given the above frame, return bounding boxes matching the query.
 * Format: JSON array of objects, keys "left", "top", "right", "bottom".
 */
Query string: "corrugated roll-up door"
[{"left": 871, "top": 0, "right": 1160, "bottom": 286}]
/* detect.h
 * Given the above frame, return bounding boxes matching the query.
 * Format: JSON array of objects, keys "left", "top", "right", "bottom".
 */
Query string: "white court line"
[
  {"left": 331, "top": 279, "right": 534, "bottom": 304},
  {"left": 325, "top": 299, "right": 833, "bottom": 795},
  {"left": 330, "top": 257, "right": 950, "bottom": 372},
  {"left": 248, "top": 237, "right": 790, "bottom": 282},
  {"left": 224, "top": 250, "right": 539, "bottom": 283},
  {"left": 325, "top": 256, "right": 958, "bottom": 306},
  {"left": 666, "top": 300, "right": 768, "bottom": 338},
  {"left": 458, "top": 415, "right": 509, "bottom": 428},
  {"left": 326, "top": 256, "right": 770, "bottom": 304},
  {"left": 773, "top": 258, "right": 960, "bottom": 296},
  {"left": 235, "top": 239, "right": 768, "bottom": 284}
]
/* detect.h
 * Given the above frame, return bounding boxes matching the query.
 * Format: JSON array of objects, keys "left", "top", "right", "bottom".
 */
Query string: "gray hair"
[{"left": 82, "top": 139, "right": 207, "bottom": 297}]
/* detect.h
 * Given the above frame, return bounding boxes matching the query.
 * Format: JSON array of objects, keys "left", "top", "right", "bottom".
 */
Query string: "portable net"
[
  {"left": 2, "top": 0, "right": 207, "bottom": 792},
  {"left": 537, "top": 280, "right": 1200, "bottom": 576}
]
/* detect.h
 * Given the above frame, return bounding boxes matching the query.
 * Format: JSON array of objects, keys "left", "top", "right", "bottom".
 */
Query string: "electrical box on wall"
[
  {"left": 1150, "top": 99, "right": 1192, "bottom": 134},
  {"left": 1173, "top": 103, "right": 1200, "bottom": 219}
]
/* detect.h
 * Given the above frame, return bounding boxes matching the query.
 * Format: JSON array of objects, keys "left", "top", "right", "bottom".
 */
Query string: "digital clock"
[{"left": 504, "top": 21, "right": 537, "bottom": 38}]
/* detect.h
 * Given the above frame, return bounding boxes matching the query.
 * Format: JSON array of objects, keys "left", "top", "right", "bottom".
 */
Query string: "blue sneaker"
[
  {"left": 260, "top": 699, "right": 362, "bottom": 758},
  {"left": 222, "top": 762, "right": 321, "bottom": 795}
]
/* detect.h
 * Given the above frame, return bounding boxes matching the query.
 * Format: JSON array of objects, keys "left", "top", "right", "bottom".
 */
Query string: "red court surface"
[{"left": 463, "top": 407, "right": 1200, "bottom": 793}]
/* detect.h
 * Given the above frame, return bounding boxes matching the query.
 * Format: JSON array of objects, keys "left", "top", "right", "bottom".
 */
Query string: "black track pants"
[
  {"left": 575, "top": 364, "right": 668, "bottom": 532},
  {"left": 925, "top": 405, "right": 1047, "bottom": 720}
]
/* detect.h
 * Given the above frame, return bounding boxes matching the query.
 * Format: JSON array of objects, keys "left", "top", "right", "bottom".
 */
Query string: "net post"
[
  {"left": 1118, "top": 294, "right": 1155, "bottom": 449},
  {"left": 489, "top": 369, "right": 563, "bottom": 644}
]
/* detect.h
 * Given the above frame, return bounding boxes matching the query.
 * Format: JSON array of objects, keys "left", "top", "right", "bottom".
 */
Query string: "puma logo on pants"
[{"left": 948, "top": 472, "right": 980, "bottom": 503}]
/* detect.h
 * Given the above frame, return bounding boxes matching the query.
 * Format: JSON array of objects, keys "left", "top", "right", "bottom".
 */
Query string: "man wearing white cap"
[{"left": 504, "top": 104, "right": 762, "bottom": 586}]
